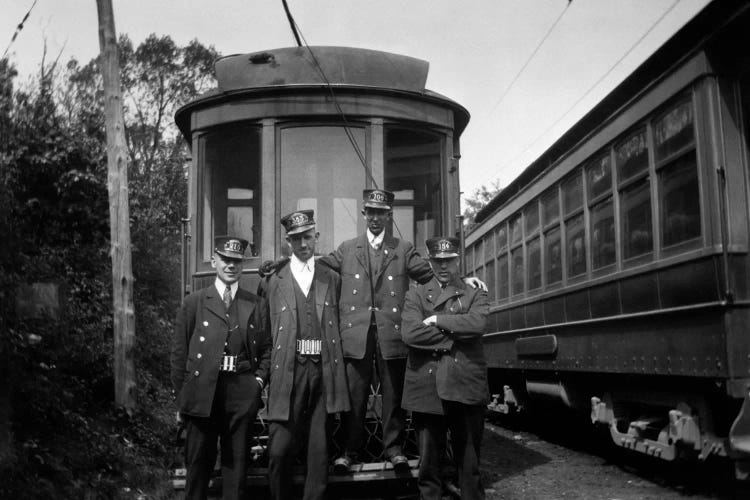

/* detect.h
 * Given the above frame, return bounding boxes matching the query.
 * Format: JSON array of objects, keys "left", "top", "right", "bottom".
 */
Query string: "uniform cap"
[
  {"left": 215, "top": 236, "right": 249, "bottom": 260},
  {"left": 280, "top": 209, "right": 316, "bottom": 235},
  {"left": 426, "top": 236, "right": 460, "bottom": 259},
  {"left": 363, "top": 189, "right": 394, "bottom": 210}
]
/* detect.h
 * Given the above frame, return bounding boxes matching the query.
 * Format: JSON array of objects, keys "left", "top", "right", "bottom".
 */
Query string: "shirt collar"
[
  {"left": 290, "top": 253, "right": 315, "bottom": 273},
  {"left": 215, "top": 278, "right": 239, "bottom": 298},
  {"left": 367, "top": 229, "right": 385, "bottom": 248}
]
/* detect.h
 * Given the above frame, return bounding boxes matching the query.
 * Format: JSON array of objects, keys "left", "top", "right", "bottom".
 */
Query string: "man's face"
[
  {"left": 363, "top": 207, "right": 391, "bottom": 236},
  {"left": 211, "top": 253, "right": 244, "bottom": 285},
  {"left": 429, "top": 256, "right": 459, "bottom": 285},
  {"left": 286, "top": 229, "right": 318, "bottom": 261}
]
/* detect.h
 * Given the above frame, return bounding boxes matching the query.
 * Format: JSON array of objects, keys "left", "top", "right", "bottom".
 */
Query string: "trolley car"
[
  {"left": 173, "top": 46, "right": 469, "bottom": 493},
  {"left": 468, "top": 0, "right": 750, "bottom": 479}
]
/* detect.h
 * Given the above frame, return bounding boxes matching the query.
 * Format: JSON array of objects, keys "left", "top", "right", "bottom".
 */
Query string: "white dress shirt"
[
  {"left": 215, "top": 279, "right": 238, "bottom": 300},
  {"left": 290, "top": 254, "right": 315, "bottom": 296},
  {"left": 367, "top": 229, "right": 385, "bottom": 250}
]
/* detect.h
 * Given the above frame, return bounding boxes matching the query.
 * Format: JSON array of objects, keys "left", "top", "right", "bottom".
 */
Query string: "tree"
[
  {"left": 463, "top": 179, "right": 502, "bottom": 229},
  {"left": 0, "top": 33, "right": 219, "bottom": 496}
]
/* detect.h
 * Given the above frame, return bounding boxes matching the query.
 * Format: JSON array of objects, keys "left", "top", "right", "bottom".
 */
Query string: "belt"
[
  {"left": 296, "top": 339, "right": 322, "bottom": 356},
  {"left": 219, "top": 354, "right": 250, "bottom": 372}
]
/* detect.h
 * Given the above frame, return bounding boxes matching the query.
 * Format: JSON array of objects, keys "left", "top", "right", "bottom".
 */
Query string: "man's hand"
[
  {"left": 422, "top": 315, "right": 437, "bottom": 326},
  {"left": 464, "top": 276, "right": 487, "bottom": 292},
  {"left": 258, "top": 256, "right": 290, "bottom": 277}
]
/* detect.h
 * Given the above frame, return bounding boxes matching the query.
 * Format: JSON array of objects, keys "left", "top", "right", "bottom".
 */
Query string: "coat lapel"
[
  {"left": 204, "top": 286, "right": 227, "bottom": 323},
  {"left": 432, "top": 280, "right": 466, "bottom": 309},
  {"left": 236, "top": 289, "right": 256, "bottom": 332},
  {"left": 276, "top": 265, "right": 296, "bottom": 316},
  {"left": 313, "top": 264, "right": 329, "bottom": 323},
  {"left": 355, "top": 234, "right": 369, "bottom": 278},
  {"left": 374, "top": 235, "right": 397, "bottom": 284}
]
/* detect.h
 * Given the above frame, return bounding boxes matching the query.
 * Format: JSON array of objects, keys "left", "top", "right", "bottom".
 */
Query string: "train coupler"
[{"left": 487, "top": 385, "right": 520, "bottom": 414}]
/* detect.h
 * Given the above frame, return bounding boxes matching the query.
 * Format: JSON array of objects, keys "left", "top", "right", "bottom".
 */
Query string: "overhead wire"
[
  {"left": 280, "top": 1, "right": 408, "bottom": 237},
  {"left": 2, "top": 0, "right": 38, "bottom": 60},
  {"left": 480, "top": 0, "right": 682, "bottom": 190},
  {"left": 488, "top": 0, "right": 571, "bottom": 115}
]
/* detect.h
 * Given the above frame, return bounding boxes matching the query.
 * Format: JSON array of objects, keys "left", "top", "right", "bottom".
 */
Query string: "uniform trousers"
[
  {"left": 268, "top": 358, "right": 328, "bottom": 500},
  {"left": 413, "top": 402, "right": 485, "bottom": 500},
  {"left": 184, "top": 371, "right": 261, "bottom": 500},
  {"left": 341, "top": 323, "right": 407, "bottom": 458}
]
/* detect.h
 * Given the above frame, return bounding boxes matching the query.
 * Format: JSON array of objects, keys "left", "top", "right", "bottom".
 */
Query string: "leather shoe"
[
  {"left": 389, "top": 454, "right": 409, "bottom": 472},
  {"left": 333, "top": 454, "right": 353, "bottom": 474}
]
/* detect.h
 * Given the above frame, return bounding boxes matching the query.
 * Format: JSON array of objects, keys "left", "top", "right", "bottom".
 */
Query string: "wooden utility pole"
[{"left": 96, "top": 0, "right": 135, "bottom": 410}]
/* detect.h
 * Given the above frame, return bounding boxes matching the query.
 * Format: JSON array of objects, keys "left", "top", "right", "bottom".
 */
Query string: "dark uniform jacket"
[
  {"left": 401, "top": 278, "right": 490, "bottom": 415},
  {"left": 319, "top": 233, "right": 433, "bottom": 360},
  {"left": 262, "top": 261, "right": 350, "bottom": 421},
  {"left": 171, "top": 286, "right": 272, "bottom": 418}
]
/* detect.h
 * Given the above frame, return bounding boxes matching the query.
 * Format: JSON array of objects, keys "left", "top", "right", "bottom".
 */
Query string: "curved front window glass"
[
  {"left": 201, "top": 123, "right": 262, "bottom": 261},
  {"left": 280, "top": 126, "right": 366, "bottom": 256},
  {"left": 385, "top": 127, "right": 443, "bottom": 257}
]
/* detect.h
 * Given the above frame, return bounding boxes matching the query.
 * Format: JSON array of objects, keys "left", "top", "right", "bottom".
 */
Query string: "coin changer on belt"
[
  {"left": 220, "top": 355, "right": 239, "bottom": 372},
  {"left": 296, "top": 339, "right": 322, "bottom": 355}
]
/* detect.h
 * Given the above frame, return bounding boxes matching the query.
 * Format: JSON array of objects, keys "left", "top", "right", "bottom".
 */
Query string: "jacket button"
[
  {"left": 250, "top": 324, "right": 254, "bottom": 329},
  {"left": 252, "top": 340, "right": 256, "bottom": 344},
  {"left": 347, "top": 323, "right": 352, "bottom": 328},
  {"left": 194, "top": 370, "right": 200, "bottom": 376},
  {"left": 277, "top": 345, "right": 281, "bottom": 350},
  {"left": 282, "top": 306, "right": 286, "bottom": 311},
  {"left": 328, "top": 321, "right": 333, "bottom": 326},
  {"left": 390, "top": 291, "right": 396, "bottom": 296},
  {"left": 199, "top": 336, "right": 205, "bottom": 342},
  {"left": 355, "top": 274, "right": 360, "bottom": 279},
  {"left": 454, "top": 358, "right": 458, "bottom": 363},
  {"left": 325, "top": 301, "right": 329, "bottom": 306},
  {"left": 332, "top": 339, "right": 336, "bottom": 343},
  {"left": 350, "top": 306, "right": 355, "bottom": 311},
  {"left": 203, "top": 321, "right": 209, "bottom": 326},
  {"left": 428, "top": 369, "right": 433, "bottom": 374},
  {"left": 334, "top": 359, "right": 338, "bottom": 364},
  {"left": 254, "top": 357, "right": 258, "bottom": 362},
  {"left": 388, "top": 276, "right": 393, "bottom": 280},
  {"left": 394, "top": 324, "right": 399, "bottom": 330},
  {"left": 392, "top": 307, "right": 398, "bottom": 312},
  {"left": 352, "top": 289, "right": 357, "bottom": 295},
  {"left": 197, "top": 353, "right": 202, "bottom": 359},
  {"left": 275, "top": 364, "right": 279, "bottom": 369},
  {"left": 279, "top": 326, "right": 283, "bottom": 331}
]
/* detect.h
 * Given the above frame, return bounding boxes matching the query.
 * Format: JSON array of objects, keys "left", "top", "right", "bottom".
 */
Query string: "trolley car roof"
[{"left": 175, "top": 46, "right": 470, "bottom": 142}]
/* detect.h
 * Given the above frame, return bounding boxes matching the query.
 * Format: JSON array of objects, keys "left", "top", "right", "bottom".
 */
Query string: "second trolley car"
[{"left": 467, "top": 0, "right": 750, "bottom": 479}]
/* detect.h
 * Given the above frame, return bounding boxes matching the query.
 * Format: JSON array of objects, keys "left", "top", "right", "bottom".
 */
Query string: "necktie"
[{"left": 223, "top": 285, "right": 232, "bottom": 309}]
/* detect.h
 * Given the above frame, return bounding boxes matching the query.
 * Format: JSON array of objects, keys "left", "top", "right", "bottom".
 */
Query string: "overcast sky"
[{"left": 3, "top": 0, "right": 712, "bottom": 205}]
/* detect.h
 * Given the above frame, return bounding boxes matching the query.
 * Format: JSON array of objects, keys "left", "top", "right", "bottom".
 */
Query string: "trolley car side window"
[
  {"left": 587, "top": 153, "right": 615, "bottom": 270},
  {"left": 654, "top": 99, "right": 700, "bottom": 248},
  {"left": 616, "top": 128, "right": 652, "bottom": 261},
  {"left": 201, "top": 124, "right": 262, "bottom": 262}
]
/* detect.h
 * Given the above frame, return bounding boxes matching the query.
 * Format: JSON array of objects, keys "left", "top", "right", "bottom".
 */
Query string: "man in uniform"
[
  {"left": 401, "top": 236, "right": 490, "bottom": 500},
  {"left": 261, "top": 210, "right": 350, "bottom": 500},
  {"left": 327, "top": 189, "right": 435, "bottom": 471},
  {"left": 171, "top": 236, "right": 272, "bottom": 500}
]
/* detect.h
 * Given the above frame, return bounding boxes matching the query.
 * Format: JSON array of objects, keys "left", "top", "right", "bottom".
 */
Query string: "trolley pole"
[{"left": 97, "top": 0, "right": 136, "bottom": 411}]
